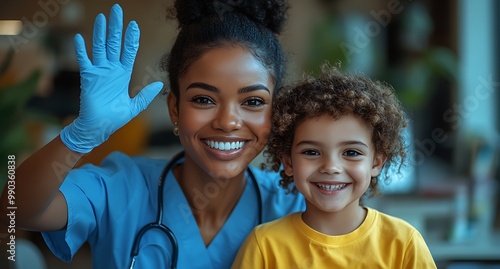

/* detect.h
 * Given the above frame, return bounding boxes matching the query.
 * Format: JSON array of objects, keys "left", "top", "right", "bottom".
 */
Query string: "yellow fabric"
[{"left": 232, "top": 207, "right": 437, "bottom": 269}]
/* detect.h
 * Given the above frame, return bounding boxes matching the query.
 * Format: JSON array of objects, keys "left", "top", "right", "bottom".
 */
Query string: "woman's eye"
[
  {"left": 192, "top": 96, "right": 214, "bottom": 105},
  {"left": 243, "top": 98, "right": 265, "bottom": 107},
  {"left": 344, "top": 150, "right": 361, "bottom": 157}
]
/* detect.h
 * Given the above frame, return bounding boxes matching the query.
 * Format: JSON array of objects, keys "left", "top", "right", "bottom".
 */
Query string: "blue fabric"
[{"left": 42, "top": 152, "right": 305, "bottom": 268}]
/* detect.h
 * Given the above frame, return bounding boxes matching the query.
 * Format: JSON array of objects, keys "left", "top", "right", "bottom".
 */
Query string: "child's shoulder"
[
  {"left": 368, "top": 207, "right": 421, "bottom": 235},
  {"left": 254, "top": 212, "right": 300, "bottom": 234}
]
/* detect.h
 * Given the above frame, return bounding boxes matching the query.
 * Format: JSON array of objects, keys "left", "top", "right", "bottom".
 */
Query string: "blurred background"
[{"left": 0, "top": 0, "right": 499, "bottom": 268}]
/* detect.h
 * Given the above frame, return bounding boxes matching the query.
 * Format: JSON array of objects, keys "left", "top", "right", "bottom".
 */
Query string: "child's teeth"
[{"left": 317, "top": 183, "right": 346, "bottom": 191}]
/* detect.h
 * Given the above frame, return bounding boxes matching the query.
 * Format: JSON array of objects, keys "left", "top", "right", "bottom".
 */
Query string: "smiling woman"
[
  {"left": 0, "top": 1, "right": 305, "bottom": 268},
  {"left": 169, "top": 46, "right": 274, "bottom": 175}
]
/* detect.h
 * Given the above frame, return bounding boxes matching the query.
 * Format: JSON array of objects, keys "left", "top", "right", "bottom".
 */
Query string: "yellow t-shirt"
[{"left": 232, "top": 207, "right": 437, "bottom": 269}]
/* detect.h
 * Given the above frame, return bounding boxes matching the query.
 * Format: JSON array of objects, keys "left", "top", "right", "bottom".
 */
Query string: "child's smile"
[{"left": 283, "top": 113, "right": 385, "bottom": 214}]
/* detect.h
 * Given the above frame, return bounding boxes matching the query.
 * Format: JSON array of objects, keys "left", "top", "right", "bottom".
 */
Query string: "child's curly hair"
[{"left": 265, "top": 64, "right": 409, "bottom": 197}]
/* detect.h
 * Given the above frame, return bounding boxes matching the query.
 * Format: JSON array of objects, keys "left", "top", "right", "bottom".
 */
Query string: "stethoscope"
[{"left": 129, "top": 151, "right": 263, "bottom": 269}]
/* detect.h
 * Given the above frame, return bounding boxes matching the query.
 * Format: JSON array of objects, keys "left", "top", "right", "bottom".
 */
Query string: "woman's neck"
[{"left": 173, "top": 156, "right": 247, "bottom": 245}]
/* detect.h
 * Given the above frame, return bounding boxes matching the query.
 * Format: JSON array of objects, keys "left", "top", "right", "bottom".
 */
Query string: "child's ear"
[
  {"left": 281, "top": 155, "right": 293, "bottom": 176},
  {"left": 370, "top": 153, "right": 387, "bottom": 177}
]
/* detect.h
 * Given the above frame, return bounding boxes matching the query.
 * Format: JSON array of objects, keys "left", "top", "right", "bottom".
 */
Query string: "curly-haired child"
[{"left": 232, "top": 65, "right": 437, "bottom": 268}]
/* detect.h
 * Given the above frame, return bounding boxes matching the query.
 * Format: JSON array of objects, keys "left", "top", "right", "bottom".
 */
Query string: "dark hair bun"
[{"left": 172, "top": 0, "right": 289, "bottom": 34}]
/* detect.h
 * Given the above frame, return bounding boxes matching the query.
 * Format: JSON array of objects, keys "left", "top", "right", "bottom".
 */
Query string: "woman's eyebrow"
[
  {"left": 186, "top": 82, "right": 219, "bottom": 93},
  {"left": 238, "top": 84, "right": 270, "bottom": 94},
  {"left": 185, "top": 82, "right": 270, "bottom": 94}
]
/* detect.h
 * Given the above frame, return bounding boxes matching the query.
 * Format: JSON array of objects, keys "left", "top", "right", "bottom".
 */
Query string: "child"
[{"left": 232, "top": 65, "right": 437, "bottom": 268}]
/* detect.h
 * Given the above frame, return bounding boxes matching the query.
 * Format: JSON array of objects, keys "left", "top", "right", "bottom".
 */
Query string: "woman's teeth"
[
  {"left": 316, "top": 183, "right": 347, "bottom": 191},
  {"left": 205, "top": 140, "right": 245, "bottom": 151}
]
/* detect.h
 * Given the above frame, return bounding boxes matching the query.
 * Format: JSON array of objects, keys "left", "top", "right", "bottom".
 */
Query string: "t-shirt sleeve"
[
  {"left": 41, "top": 152, "right": 152, "bottom": 262},
  {"left": 231, "top": 229, "right": 265, "bottom": 269},
  {"left": 403, "top": 230, "right": 438, "bottom": 269}
]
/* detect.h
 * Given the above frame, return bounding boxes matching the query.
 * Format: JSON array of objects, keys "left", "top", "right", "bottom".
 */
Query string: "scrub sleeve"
[
  {"left": 42, "top": 152, "right": 305, "bottom": 268},
  {"left": 42, "top": 152, "right": 166, "bottom": 267}
]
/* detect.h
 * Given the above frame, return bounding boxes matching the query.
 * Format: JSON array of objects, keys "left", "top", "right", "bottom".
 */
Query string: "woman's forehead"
[{"left": 178, "top": 46, "right": 274, "bottom": 94}]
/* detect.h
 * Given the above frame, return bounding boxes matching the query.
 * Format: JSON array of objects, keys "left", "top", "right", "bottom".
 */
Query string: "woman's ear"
[
  {"left": 281, "top": 155, "right": 293, "bottom": 177},
  {"left": 167, "top": 92, "right": 179, "bottom": 124},
  {"left": 370, "top": 153, "right": 387, "bottom": 177}
]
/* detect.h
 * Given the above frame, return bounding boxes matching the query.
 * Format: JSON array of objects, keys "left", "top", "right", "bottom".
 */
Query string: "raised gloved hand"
[{"left": 60, "top": 4, "right": 163, "bottom": 153}]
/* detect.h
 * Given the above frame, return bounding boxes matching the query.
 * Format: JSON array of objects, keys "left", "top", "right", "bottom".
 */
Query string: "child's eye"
[
  {"left": 243, "top": 98, "right": 265, "bottom": 107},
  {"left": 344, "top": 150, "right": 362, "bottom": 157},
  {"left": 301, "top": 149, "right": 320, "bottom": 156},
  {"left": 192, "top": 96, "right": 214, "bottom": 105}
]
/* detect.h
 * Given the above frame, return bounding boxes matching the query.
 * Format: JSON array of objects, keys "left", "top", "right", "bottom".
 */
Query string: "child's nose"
[{"left": 319, "top": 156, "right": 342, "bottom": 174}]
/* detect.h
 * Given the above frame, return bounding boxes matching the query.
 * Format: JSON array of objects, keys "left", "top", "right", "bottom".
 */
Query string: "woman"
[{"left": 0, "top": 1, "right": 304, "bottom": 268}]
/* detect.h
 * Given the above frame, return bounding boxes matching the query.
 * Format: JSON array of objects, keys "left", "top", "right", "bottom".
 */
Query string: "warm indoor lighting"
[{"left": 0, "top": 20, "right": 23, "bottom": 35}]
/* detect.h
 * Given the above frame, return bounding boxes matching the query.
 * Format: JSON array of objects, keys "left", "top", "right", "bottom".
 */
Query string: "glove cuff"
[{"left": 60, "top": 119, "right": 109, "bottom": 154}]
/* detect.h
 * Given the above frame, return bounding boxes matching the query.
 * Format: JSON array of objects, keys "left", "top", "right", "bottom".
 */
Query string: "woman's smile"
[
  {"left": 169, "top": 45, "right": 274, "bottom": 178},
  {"left": 204, "top": 140, "right": 246, "bottom": 151},
  {"left": 203, "top": 138, "right": 248, "bottom": 160}
]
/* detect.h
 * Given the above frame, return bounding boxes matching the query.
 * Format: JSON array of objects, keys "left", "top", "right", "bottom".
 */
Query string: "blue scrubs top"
[{"left": 42, "top": 152, "right": 305, "bottom": 268}]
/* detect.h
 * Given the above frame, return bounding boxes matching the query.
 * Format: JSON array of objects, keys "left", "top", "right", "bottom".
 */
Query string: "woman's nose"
[
  {"left": 212, "top": 104, "right": 243, "bottom": 132},
  {"left": 319, "top": 156, "right": 342, "bottom": 174}
]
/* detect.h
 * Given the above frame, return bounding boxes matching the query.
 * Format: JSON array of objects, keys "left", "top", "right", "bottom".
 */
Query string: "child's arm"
[
  {"left": 403, "top": 231, "right": 438, "bottom": 268},
  {"left": 0, "top": 4, "right": 162, "bottom": 232}
]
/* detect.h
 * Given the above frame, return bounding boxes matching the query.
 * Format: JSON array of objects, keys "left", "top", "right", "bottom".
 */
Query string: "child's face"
[
  {"left": 168, "top": 45, "right": 274, "bottom": 179},
  {"left": 282, "top": 114, "right": 385, "bottom": 214}
]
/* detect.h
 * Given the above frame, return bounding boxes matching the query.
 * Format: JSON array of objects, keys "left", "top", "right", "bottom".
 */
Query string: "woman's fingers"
[
  {"left": 92, "top": 13, "right": 107, "bottom": 65},
  {"left": 121, "top": 20, "right": 140, "bottom": 70},
  {"left": 131, "top": 81, "right": 163, "bottom": 114},
  {"left": 74, "top": 34, "right": 91, "bottom": 70},
  {"left": 107, "top": 4, "right": 123, "bottom": 62}
]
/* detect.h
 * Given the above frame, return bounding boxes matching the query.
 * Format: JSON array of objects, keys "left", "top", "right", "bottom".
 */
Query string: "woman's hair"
[
  {"left": 161, "top": 0, "right": 288, "bottom": 100},
  {"left": 266, "top": 65, "right": 409, "bottom": 198}
]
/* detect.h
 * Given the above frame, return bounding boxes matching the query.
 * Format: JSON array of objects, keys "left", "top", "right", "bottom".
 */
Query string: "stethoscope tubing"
[{"left": 129, "top": 151, "right": 262, "bottom": 269}]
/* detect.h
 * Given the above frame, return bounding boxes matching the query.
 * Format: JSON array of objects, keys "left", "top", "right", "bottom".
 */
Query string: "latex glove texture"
[{"left": 60, "top": 4, "right": 163, "bottom": 153}]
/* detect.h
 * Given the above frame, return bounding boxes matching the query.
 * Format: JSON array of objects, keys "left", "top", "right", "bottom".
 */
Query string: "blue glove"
[{"left": 60, "top": 4, "right": 163, "bottom": 153}]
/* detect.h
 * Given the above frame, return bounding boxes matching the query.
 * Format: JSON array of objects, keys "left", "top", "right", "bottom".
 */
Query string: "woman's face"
[{"left": 168, "top": 45, "right": 274, "bottom": 179}]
